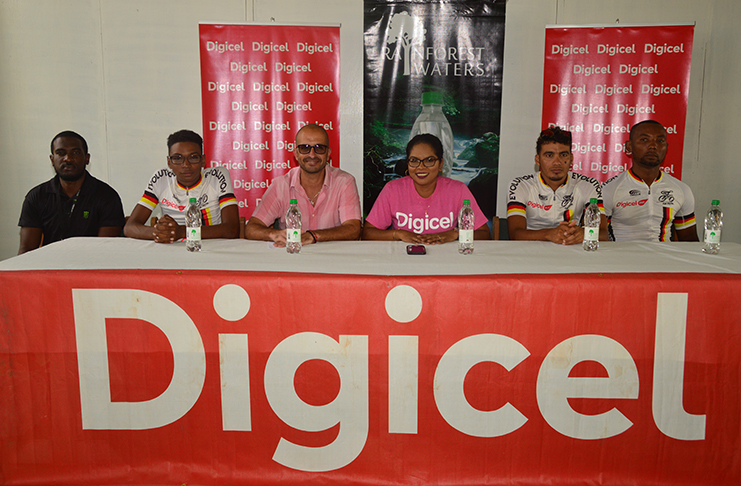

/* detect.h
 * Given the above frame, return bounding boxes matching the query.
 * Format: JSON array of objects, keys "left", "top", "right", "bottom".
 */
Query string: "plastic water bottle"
[
  {"left": 582, "top": 198, "right": 600, "bottom": 252},
  {"left": 458, "top": 199, "right": 474, "bottom": 254},
  {"left": 185, "top": 197, "right": 201, "bottom": 252},
  {"left": 702, "top": 200, "right": 722, "bottom": 254},
  {"left": 410, "top": 91, "right": 454, "bottom": 177},
  {"left": 286, "top": 198, "right": 302, "bottom": 254}
]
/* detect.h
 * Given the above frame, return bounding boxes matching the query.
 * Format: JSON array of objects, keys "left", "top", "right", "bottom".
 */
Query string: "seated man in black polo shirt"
[{"left": 17, "top": 130, "right": 125, "bottom": 254}]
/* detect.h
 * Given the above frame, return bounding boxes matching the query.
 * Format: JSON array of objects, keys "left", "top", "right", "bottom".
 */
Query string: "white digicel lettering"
[
  {"left": 264, "top": 332, "right": 368, "bottom": 472},
  {"left": 71, "top": 289, "right": 706, "bottom": 473},
  {"left": 396, "top": 212, "right": 455, "bottom": 233},
  {"left": 434, "top": 334, "right": 530, "bottom": 437},
  {"left": 652, "top": 293, "right": 706, "bottom": 440},
  {"left": 537, "top": 335, "right": 639, "bottom": 439},
  {"left": 72, "top": 289, "right": 206, "bottom": 430}
]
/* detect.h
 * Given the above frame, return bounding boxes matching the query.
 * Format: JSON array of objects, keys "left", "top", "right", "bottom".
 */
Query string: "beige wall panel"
[
  {"left": 0, "top": 0, "right": 106, "bottom": 257},
  {"left": 100, "top": 0, "right": 250, "bottom": 216}
]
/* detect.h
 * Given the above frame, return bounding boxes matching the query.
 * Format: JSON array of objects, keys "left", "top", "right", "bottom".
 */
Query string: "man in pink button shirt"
[{"left": 244, "top": 124, "right": 361, "bottom": 246}]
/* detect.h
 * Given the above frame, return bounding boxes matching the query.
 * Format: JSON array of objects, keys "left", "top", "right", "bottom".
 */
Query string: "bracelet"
[{"left": 307, "top": 230, "right": 318, "bottom": 243}]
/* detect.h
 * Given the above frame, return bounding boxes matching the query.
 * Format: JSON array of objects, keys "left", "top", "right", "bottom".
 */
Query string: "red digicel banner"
[
  {"left": 199, "top": 24, "right": 340, "bottom": 218},
  {"left": 542, "top": 25, "right": 694, "bottom": 182},
  {"left": 1, "top": 270, "right": 740, "bottom": 485}
]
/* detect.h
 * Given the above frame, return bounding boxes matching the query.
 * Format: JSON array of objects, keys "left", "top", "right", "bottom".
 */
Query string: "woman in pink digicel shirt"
[{"left": 363, "top": 133, "right": 490, "bottom": 244}]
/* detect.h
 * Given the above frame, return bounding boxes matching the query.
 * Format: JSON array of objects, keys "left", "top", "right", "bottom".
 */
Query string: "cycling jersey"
[
  {"left": 507, "top": 172, "right": 603, "bottom": 229},
  {"left": 137, "top": 166, "right": 237, "bottom": 225},
  {"left": 602, "top": 168, "right": 696, "bottom": 241}
]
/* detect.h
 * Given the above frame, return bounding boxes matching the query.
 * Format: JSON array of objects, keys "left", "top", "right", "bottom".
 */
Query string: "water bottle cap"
[
  {"left": 189, "top": 197, "right": 197, "bottom": 203},
  {"left": 712, "top": 200, "right": 720, "bottom": 205},
  {"left": 421, "top": 91, "right": 444, "bottom": 105},
  {"left": 290, "top": 199, "right": 298, "bottom": 204},
  {"left": 590, "top": 198, "right": 598, "bottom": 203},
  {"left": 463, "top": 199, "right": 470, "bottom": 205}
]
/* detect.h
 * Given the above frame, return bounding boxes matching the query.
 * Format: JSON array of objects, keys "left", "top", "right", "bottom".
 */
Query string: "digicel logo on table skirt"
[{"left": 72, "top": 287, "right": 705, "bottom": 473}]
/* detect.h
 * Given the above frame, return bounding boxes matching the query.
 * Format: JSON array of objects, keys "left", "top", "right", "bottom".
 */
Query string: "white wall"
[{"left": 1, "top": 0, "right": 739, "bottom": 260}]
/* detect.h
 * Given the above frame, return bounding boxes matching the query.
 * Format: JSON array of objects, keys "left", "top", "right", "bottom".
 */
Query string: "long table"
[{"left": 1, "top": 238, "right": 740, "bottom": 485}]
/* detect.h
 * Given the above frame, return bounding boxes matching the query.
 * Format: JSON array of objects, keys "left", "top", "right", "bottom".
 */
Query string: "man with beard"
[
  {"left": 17, "top": 131, "right": 125, "bottom": 254},
  {"left": 244, "top": 124, "right": 361, "bottom": 246},
  {"left": 507, "top": 126, "right": 606, "bottom": 244},
  {"left": 603, "top": 120, "right": 698, "bottom": 241}
]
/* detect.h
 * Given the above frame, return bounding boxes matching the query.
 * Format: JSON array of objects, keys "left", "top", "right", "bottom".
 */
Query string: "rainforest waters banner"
[
  {"left": 542, "top": 24, "right": 694, "bottom": 182},
  {"left": 364, "top": 1, "right": 506, "bottom": 219},
  {"left": 200, "top": 24, "right": 340, "bottom": 219}
]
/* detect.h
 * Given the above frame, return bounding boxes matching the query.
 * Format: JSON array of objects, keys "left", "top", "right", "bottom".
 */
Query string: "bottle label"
[
  {"left": 704, "top": 229, "right": 721, "bottom": 244},
  {"left": 287, "top": 228, "right": 301, "bottom": 244},
  {"left": 459, "top": 229, "right": 473, "bottom": 244},
  {"left": 187, "top": 226, "right": 201, "bottom": 242},
  {"left": 584, "top": 226, "right": 599, "bottom": 242}
]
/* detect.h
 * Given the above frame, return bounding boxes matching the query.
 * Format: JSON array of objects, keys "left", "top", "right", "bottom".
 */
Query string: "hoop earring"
[{"left": 405, "top": 170, "right": 409, "bottom": 176}]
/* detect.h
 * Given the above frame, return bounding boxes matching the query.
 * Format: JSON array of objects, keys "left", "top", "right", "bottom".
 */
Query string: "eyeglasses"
[
  {"left": 168, "top": 153, "right": 203, "bottom": 165},
  {"left": 407, "top": 156, "right": 440, "bottom": 168},
  {"left": 297, "top": 144, "right": 328, "bottom": 155}
]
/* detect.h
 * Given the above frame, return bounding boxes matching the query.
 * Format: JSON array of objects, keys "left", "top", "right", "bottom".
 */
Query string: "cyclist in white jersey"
[
  {"left": 124, "top": 130, "right": 239, "bottom": 243},
  {"left": 507, "top": 127, "right": 607, "bottom": 244},
  {"left": 602, "top": 120, "right": 698, "bottom": 242}
]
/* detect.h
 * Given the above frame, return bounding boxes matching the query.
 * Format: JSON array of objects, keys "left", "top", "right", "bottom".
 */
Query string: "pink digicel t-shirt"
[{"left": 366, "top": 176, "right": 487, "bottom": 234}]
